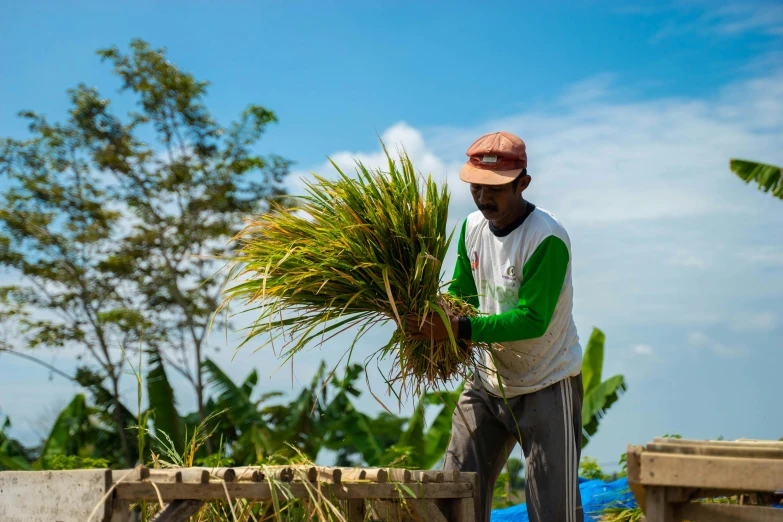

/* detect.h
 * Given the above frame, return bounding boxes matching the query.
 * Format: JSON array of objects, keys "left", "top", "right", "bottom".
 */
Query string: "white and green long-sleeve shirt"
[{"left": 449, "top": 202, "right": 582, "bottom": 398}]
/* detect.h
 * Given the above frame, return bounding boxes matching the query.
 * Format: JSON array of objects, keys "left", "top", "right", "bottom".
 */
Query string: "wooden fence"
[
  {"left": 627, "top": 438, "right": 783, "bottom": 521},
  {"left": 0, "top": 465, "right": 477, "bottom": 522}
]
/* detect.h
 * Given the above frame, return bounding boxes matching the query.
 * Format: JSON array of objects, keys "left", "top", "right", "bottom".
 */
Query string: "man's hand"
[{"left": 405, "top": 310, "right": 460, "bottom": 341}]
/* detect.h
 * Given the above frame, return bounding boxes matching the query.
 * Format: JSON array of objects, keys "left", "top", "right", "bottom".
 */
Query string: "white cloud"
[
  {"left": 730, "top": 312, "right": 778, "bottom": 333},
  {"left": 558, "top": 73, "right": 618, "bottom": 106},
  {"left": 687, "top": 331, "right": 746, "bottom": 357},
  {"left": 687, "top": 332, "right": 710, "bottom": 346},
  {"left": 632, "top": 344, "right": 654, "bottom": 355},
  {"left": 707, "top": 2, "right": 783, "bottom": 37},
  {"left": 666, "top": 252, "right": 708, "bottom": 269},
  {"left": 645, "top": 2, "right": 783, "bottom": 41}
]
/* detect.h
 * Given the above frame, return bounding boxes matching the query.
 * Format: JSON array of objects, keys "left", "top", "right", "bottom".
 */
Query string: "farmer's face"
[{"left": 470, "top": 175, "right": 530, "bottom": 224}]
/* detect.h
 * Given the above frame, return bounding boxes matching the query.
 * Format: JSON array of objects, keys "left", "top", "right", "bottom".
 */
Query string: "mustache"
[{"left": 478, "top": 204, "right": 498, "bottom": 212}]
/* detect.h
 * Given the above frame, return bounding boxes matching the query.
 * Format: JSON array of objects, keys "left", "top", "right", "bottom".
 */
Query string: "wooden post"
[
  {"left": 452, "top": 471, "right": 478, "bottom": 522},
  {"left": 110, "top": 500, "right": 131, "bottom": 522},
  {"left": 345, "top": 499, "right": 365, "bottom": 522},
  {"left": 645, "top": 487, "right": 677, "bottom": 522}
]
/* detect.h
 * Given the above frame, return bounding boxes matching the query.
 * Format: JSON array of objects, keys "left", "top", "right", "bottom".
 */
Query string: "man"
[{"left": 406, "top": 131, "right": 583, "bottom": 522}]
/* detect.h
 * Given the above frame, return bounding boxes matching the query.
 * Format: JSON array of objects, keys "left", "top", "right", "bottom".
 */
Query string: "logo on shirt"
[
  {"left": 471, "top": 251, "right": 479, "bottom": 270},
  {"left": 502, "top": 265, "right": 518, "bottom": 284}
]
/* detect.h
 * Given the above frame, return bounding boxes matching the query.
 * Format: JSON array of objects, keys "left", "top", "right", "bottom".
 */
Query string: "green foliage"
[
  {"left": 492, "top": 457, "right": 525, "bottom": 509},
  {"left": 0, "top": 415, "right": 34, "bottom": 471},
  {"left": 730, "top": 158, "right": 783, "bottom": 200},
  {"left": 146, "top": 347, "right": 182, "bottom": 454},
  {"left": 46, "top": 455, "right": 110, "bottom": 470},
  {"left": 579, "top": 456, "right": 611, "bottom": 481},
  {"left": 582, "top": 327, "right": 628, "bottom": 448}
]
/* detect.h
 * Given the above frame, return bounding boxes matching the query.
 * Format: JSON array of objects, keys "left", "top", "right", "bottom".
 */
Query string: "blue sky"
[{"left": 1, "top": 1, "right": 782, "bottom": 471}]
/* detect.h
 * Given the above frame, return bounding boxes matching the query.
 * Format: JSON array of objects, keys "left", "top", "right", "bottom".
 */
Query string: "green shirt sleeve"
[
  {"left": 468, "top": 235, "right": 570, "bottom": 343},
  {"left": 447, "top": 220, "right": 480, "bottom": 309}
]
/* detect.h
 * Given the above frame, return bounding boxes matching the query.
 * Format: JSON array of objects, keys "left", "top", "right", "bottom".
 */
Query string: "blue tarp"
[
  {"left": 491, "top": 477, "right": 636, "bottom": 522},
  {"left": 491, "top": 477, "right": 783, "bottom": 521}
]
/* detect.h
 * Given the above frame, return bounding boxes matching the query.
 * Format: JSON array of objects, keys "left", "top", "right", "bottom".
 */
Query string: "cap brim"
[{"left": 459, "top": 163, "right": 524, "bottom": 185}]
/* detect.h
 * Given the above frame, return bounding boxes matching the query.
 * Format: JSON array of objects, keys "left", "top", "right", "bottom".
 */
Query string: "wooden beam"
[
  {"left": 109, "top": 500, "right": 131, "bottom": 522},
  {"left": 407, "top": 499, "right": 448, "bottom": 522},
  {"left": 386, "top": 468, "right": 412, "bottom": 483},
  {"left": 452, "top": 498, "right": 476, "bottom": 522},
  {"left": 344, "top": 499, "right": 365, "bottom": 522},
  {"left": 653, "top": 438, "right": 783, "bottom": 449},
  {"left": 340, "top": 467, "right": 389, "bottom": 483},
  {"left": 626, "top": 446, "right": 647, "bottom": 511},
  {"left": 646, "top": 442, "right": 783, "bottom": 460},
  {"left": 115, "top": 481, "right": 474, "bottom": 501},
  {"left": 411, "top": 470, "right": 444, "bottom": 483},
  {"left": 676, "top": 502, "right": 783, "bottom": 521},
  {"left": 232, "top": 467, "right": 263, "bottom": 482},
  {"left": 206, "top": 467, "right": 236, "bottom": 482},
  {"left": 0, "top": 469, "right": 112, "bottom": 522},
  {"left": 638, "top": 453, "right": 783, "bottom": 491},
  {"left": 111, "top": 467, "right": 150, "bottom": 483},
  {"left": 150, "top": 500, "right": 204, "bottom": 522},
  {"left": 645, "top": 486, "right": 676, "bottom": 522}
]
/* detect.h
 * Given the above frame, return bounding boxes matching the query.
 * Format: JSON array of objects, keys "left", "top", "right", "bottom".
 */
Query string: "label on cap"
[{"left": 482, "top": 155, "right": 498, "bottom": 164}]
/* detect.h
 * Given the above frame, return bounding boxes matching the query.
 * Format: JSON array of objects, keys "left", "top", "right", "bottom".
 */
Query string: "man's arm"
[
  {"left": 447, "top": 220, "right": 480, "bottom": 308},
  {"left": 465, "top": 235, "right": 569, "bottom": 343}
]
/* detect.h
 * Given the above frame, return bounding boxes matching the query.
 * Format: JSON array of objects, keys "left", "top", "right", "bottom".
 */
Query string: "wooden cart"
[
  {"left": 627, "top": 438, "right": 783, "bottom": 521},
  {"left": 0, "top": 465, "right": 477, "bottom": 522}
]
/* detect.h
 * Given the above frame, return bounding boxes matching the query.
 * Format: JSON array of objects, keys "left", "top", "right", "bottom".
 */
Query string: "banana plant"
[
  {"left": 581, "top": 328, "right": 627, "bottom": 448},
  {"left": 0, "top": 415, "right": 34, "bottom": 470},
  {"left": 730, "top": 158, "right": 782, "bottom": 200}
]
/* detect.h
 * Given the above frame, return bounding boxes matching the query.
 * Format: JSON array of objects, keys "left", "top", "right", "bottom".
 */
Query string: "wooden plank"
[
  {"left": 626, "top": 446, "right": 647, "bottom": 511},
  {"left": 411, "top": 470, "right": 444, "bottom": 483},
  {"left": 371, "top": 500, "right": 407, "bottom": 522},
  {"left": 452, "top": 498, "right": 476, "bottom": 522},
  {"left": 676, "top": 502, "right": 783, "bottom": 521},
  {"left": 340, "top": 467, "right": 389, "bottom": 482},
  {"left": 233, "top": 467, "right": 263, "bottom": 482},
  {"left": 111, "top": 467, "right": 150, "bottom": 483},
  {"left": 151, "top": 500, "right": 204, "bottom": 522},
  {"left": 115, "top": 481, "right": 473, "bottom": 501},
  {"left": 0, "top": 469, "right": 112, "bottom": 522},
  {"left": 110, "top": 500, "right": 131, "bottom": 522},
  {"left": 179, "top": 468, "right": 209, "bottom": 484},
  {"left": 653, "top": 438, "right": 783, "bottom": 448},
  {"left": 647, "top": 442, "right": 783, "bottom": 460},
  {"left": 204, "top": 467, "right": 236, "bottom": 482},
  {"left": 407, "top": 499, "right": 448, "bottom": 522},
  {"left": 645, "top": 486, "right": 676, "bottom": 522},
  {"left": 264, "top": 466, "right": 294, "bottom": 482},
  {"left": 345, "top": 499, "right": 365, "bottom": 522},
  {"left": 149, "top": 470, "right": 182, "bottom": 483},
  {"left": 441, "top": 470, "right": 460, "bottom": 483},
  {"left": 386, "top": 468, "right": 412, "bottom": 483},
  {"left": 639, "top": 453, "right": 783, "bottom": 491},
  {"left": 315, "top": 466, "right": 342, "bottom": 484}
]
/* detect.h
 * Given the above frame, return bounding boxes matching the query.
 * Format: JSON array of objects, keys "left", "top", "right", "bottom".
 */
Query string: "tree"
[
  {"left": 581, "top": 327, "right": 627, "bottom": 448},
  {"left": 90, "top": 41, "right": 290, "bottom": 440},
  {"left": 730, "top": 159, "right": 782, "bottom": 200},
  {"left": 0, "top": 39, "right": 290, "bottom": 454},
  {"left": 0, "top": 114, "right": 146, "bottom": 466}
]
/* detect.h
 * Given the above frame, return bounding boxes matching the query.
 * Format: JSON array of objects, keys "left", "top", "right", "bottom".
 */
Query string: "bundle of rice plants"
[{"left": 220, "top": 145, "right": 488, "bottom": 398}]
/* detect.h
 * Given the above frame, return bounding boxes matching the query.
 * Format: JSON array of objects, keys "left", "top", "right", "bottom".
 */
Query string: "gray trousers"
[{"left": 443, "top": 374, "right": 584, "bottom": 522}]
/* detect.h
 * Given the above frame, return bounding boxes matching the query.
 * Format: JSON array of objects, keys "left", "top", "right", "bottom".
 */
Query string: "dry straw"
[{"left": 221, "top": 145, "right": 489, "bottom": 399}]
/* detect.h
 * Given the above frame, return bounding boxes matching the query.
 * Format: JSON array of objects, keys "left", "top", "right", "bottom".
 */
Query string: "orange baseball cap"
[{"left": 459, "top": 131, "right": 527, "bottom": 185}]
